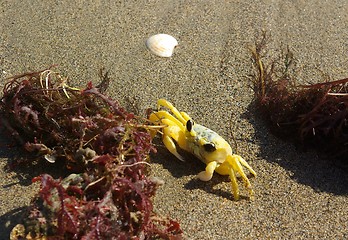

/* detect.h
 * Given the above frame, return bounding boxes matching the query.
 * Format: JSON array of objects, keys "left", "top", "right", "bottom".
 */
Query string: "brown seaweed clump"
[
  {"left": 1, "top": 68, "right": 182, "bottom": 239},
  {"left": 250, "top": 34, "right": 348, "bottom": 166}
]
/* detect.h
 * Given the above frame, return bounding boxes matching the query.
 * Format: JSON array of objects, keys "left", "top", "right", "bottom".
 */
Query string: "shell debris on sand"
[{"left": 146, "top": 34, "right": 178, "bottom": 57}]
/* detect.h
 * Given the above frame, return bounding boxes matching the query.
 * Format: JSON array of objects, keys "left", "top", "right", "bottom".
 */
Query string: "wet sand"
[{"left": 1, "top": 1, "right": 347, "bottom": 239}]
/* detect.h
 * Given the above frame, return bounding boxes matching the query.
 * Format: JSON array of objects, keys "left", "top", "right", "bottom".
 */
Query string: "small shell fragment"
[{"left": 146, "top": 34, "right": 178, "bottom": 57}]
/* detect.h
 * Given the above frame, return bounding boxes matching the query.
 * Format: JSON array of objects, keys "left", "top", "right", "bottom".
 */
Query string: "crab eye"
[
  {"left": 203, "top": 143, "right": 216, "bottom": 152},
  {"left": 186, "top": 120, "right": 194, "bottom": 132}
]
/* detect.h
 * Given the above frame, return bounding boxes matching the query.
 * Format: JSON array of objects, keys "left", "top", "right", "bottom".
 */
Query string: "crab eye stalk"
[
  {"left": 203, "top": 143, "right": 216, "bottom": 152},
  {"left": 186, "top": 119, "right": 194, "bottom": 132}
]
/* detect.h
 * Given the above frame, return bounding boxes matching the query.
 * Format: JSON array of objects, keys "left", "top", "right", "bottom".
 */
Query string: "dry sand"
[{"left": 1, "top": 1, "right": 348, "bottom": 239}]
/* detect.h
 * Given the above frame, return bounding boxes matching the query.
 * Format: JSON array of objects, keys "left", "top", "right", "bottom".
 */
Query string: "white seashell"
[
  {"left": 146, "top": 34, "right": 178, "bottom": 57},
  {"left": 44, "top": 154, "right": 56, "bottom": 163}
]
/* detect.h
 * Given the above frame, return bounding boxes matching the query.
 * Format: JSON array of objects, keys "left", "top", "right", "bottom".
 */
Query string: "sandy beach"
[{"left": 1, "top": 1, "right": 348, "bottom": 239}]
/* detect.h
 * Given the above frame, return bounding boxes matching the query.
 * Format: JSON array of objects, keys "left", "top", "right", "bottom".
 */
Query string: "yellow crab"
[{"left": 149, "top": 99, "right": 256, "bottom": 200}]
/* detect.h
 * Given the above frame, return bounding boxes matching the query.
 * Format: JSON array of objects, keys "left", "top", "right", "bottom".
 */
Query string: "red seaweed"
[
  {"left": 250, "top": 32, "right": 348, "bottom": 165},
  {"left": 2, "top": 68, "right": 182, "bottom": 239}
]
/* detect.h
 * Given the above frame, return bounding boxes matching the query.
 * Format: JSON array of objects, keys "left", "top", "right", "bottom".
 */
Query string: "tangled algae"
[
  {"left": 1, "top": 68, "right": 182, "bottom": 239},
  {"left": 250, "top": 33, "right": 348, "bottom": 167}
]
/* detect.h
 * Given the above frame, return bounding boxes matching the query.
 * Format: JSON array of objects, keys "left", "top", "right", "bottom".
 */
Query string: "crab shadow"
[
  {"left": 150, "top": 138, "right": 203, "bottom": 179},
  {"left": 184, "top": 174, "right": 254, "bottom": 201},
  {"left": 243, "top": 102, "right": 348, "bottom": 196},
  {"left": 150, "top": 138, "right": 253, "bottom": 200}
]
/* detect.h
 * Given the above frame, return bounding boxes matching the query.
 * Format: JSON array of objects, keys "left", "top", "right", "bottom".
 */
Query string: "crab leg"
[
  {"left": 157, "top": 99, "right": 187, "bottom": 125},
  {"left": 226, "top": 155, "right": 255, "bottom": 199},
  {"left": 233, "top": 154, "right": 257, "bottom": 176},
  {"left": 149, "top": 110, "right": 183, "bottom": 127},
  {"left": 227, "top": 165, "right": 240, "bottom": 200}
]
